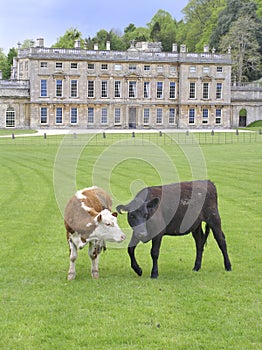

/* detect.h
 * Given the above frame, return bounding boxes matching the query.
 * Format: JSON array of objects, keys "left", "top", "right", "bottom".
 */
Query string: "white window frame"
[
  {"left": 6, "top": 109, "right": 15, "bottom": 127},
  {"left": 87, "top": 107, "right": 94, "bottom": 124},
  {"left": 157, "top": 82, "right": 163, "bottom": 99},
  {"left": 40, "top": 107, "right": 48, "bottom": 124},
  {"left": 56, "top": 107, "right": 63, "bottom": 124},
  {"left": 70, "top": 107, "right": 78, "bottom": 124},
  {"left": 70, "top": 79, "right": 78, "bottom": 98},
  {"left": 114, "top": 108, "right": 121, "bottom": 124},
  {"left": 40, "top": 79, "right": 47, "bottom": 97},
  {"left": 129, "top": 81, "right": 136, "bottom": 98},
  {"left": 189, "top": 108, "right": 195, "bottom": 124},
  {"left": 189, "top": 82, "right": 196, "bottom": 99},
  {"left": 101, "top": 108, "right": 108, "bottom": 124}
]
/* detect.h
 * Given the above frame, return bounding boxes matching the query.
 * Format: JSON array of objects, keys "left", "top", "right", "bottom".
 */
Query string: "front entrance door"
[{"left": 128, "top": 107, "right": 137, "bottom": 128}]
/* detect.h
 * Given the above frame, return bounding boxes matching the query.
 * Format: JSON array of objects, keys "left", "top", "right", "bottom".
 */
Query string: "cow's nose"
[{"left": 121, "top": 234, "right": 126, "bottom": 241}]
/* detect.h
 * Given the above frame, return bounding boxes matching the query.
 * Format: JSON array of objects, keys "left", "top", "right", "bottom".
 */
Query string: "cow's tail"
[{"left": 204, "top": 223, "right": 210, "bottom": 246}]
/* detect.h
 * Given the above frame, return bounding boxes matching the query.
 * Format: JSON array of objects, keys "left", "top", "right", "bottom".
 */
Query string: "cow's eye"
[
  {"left": 144, "top": 213, "right": 149, "bottom": 219},
  {"left": 105, "top": 222, "right": 111, "bottom": 226}
]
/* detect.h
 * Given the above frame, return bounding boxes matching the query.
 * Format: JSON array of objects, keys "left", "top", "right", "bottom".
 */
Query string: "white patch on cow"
[
  {"left": 80, "top": 201, "right": 92, "bottom": 212},
  {"left": 89, "top": 209, "right": 126, "bottom": 243},
  {"left": 86, "top": 222, "right": 92, "bottom": 227},
  {"left": 69, "top": 232, "right": 88, "bottom": 249},
  {"left": 75, "top": 186, "right": 98, "bottom": 199}
]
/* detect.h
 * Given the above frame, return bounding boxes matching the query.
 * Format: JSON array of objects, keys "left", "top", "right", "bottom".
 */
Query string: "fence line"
[{"left": 0, "top": 130, "right": 261, "bottom": 146}]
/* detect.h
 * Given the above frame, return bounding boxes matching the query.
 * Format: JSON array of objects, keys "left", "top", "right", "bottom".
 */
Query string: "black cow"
[{"left": 116, "top": 180, "right": 231, "bottom": 278}]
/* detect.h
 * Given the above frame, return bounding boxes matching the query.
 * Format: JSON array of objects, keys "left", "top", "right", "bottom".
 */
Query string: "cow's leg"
[
  {"left": 210, "top": 221, "right": 232, "bottom": 271},
  {"left": 150, "top": 234, "right": 163, "bottom": 279},
  {"left": 88, "top": 241, "right": 104, "bottom": 278},
  {"left": 192, "top": 224, "right": 209, "bottom": 271},
  {"left": 128, "top": 234, "right": 142, "bottom": 276},
  {"left": 68, "top": 239, "right": 78, "bottom": 280}
]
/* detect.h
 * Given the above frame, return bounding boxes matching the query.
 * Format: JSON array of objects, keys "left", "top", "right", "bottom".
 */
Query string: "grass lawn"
[
  {"left": 0, "top": 129, "right": 37, "bottom": 136},
  {"left": 0, "top": 134, "right": 261, "bottom": 349}
]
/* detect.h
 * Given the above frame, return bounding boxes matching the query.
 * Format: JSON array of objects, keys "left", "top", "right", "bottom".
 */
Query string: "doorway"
[{"left": 239, "top": 108, "right": 247, "bottom": 127}]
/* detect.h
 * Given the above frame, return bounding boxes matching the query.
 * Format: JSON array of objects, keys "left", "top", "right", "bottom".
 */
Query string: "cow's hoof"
[
  {"left": 136, "top": 268, "right": 142, "bottom": 276},
  {"left": 193, "top": 266, "right": 200, "bottom": 271},
  {"left": 225, "top": 266, "right": 232, "bottom": 271},
  {"left": 150, "top": 274, "right": 158, "bottom": 279},
  {"left": 92, "top": 271, "right": 99, "bottom": 279},
  {"left": 68, "top": 272, "right": 76, "bottom": 281}
]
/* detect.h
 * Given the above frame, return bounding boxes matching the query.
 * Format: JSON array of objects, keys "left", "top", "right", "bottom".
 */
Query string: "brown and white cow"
[{"left": 64, "top": 186, "right": 126, "bottom": 280}]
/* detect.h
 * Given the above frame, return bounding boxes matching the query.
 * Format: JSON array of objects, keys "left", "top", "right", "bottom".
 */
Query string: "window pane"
[
  {"left": 169, "top": 82, "right": 176, "bottom": 99},
  {"left": 157, "top": 82, "right": 163, "bottom": 98},
  {"left": 70, "top": 80, "right": 78, "bottom": 97},
  {"left": 88, "top": 108, "right": 94, "bottom": 123},
  {"left": 56, "top": 107, "right": 63, "bottom": 124},
  {"left": 88, "top": 81, "right": 94, "bottom": 97},
  {"left": 156, "top": 108, "right": 162, "bottom": 124},
  {"left": 114, "top": 108, "right": 121, "bottom": 123},
  {"left": 101, "top": 81, "right": 108, "bottom": 97},
  {"left": 71, "top": 107, "right": 78, "bottom": 124},
  {"left": 143, "top": 108, "right": 150, "bottom": 124},
  {"left": 40, "top": 107, "right": 48, "bottom": 124},
  {"left": 114, "top": 81, "right": 121, "bottom": 97},
  {"left": 202, "top": 82, "right": 209, "bottom": 99},
  {"left": 144, "top": 82, "right": 150, "bottom": 98},
  {"left": 101, "top": 108, "right": 108, "bottom": 124},
  {"left": 216, "top": 83, "right": 222, "bottom": 99},
  {"left": 216, "top": 109, "right": 222, "bottom": 124},
  {"left": 189, "top": 82, "right": 196, "bottom": 99},
  {"left": 129, "top": 81, "right": 136, "bottom": 98},
  {"left": 202, "top": 108, "right": 209, "bottom": 124},
  {"left": 189, "top": 109, "right": 195, "bottom": 124},
  {"left": 169, "top": 108, "right": 175, "bottom": 124},
  {"left": 56, "top": 80, "right": 62, "bottom": 97},
  {"left": 40, "top": 80, "right": 47, "bottom": 97},
  {"left": 6, "top": 110, "right": 15, "bottom": 127}
]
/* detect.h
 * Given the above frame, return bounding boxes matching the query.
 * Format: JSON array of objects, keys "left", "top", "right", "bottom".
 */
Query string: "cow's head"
[
  {"left": 91, "top": 209, "right": 126, "bottom": 242},
  {"left": 116, "top": 197, "right": 159, "bottom": 243}
]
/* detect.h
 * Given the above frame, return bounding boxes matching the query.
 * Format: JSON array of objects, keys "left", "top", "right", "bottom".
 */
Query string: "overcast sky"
[{"left": 0, "top": 0, "right": 188, "bottom": 53}]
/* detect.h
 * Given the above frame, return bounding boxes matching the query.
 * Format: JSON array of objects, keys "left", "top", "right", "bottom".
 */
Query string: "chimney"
[
  {"left": 36, "top": 38, "right": 44, "bottom": 47},
  {"left": 106, "top": 41, "right": 110, "bottom": 50},
  {"left": 180, "top": 44, "right": 186, "bottom": 53},
  {"left": 204, "top": 44, "right": 209, "bottom": 53},
  {"left": 172, "top": 43, "right": 178, "bottom": 52},
  {"left": 74, "top": 40, "right": 81, "bottom": 48},
  {"left": 94, "top": 43, "right": 98, "bottom": 50}
]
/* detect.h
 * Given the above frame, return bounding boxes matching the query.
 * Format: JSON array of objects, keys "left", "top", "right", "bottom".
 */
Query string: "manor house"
[{"left": 0, "top": 39, "right": 261, "bottom": 129}]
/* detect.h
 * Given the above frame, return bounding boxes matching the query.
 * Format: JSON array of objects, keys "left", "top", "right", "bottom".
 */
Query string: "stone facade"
[{"left": 0, "top": 40, "right": 261, "bottom": 129}]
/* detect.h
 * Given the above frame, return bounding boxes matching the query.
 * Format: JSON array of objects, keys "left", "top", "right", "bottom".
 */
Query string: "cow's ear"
[
  {"left": 147, "top": 197, "right": 159, "bottom": 210},
  {"left": 112, "top": 211, "right": 118, "bottom": 217},
  {"left": 116, "top": 205, "right": 128, "bottom": 214},
  {"left": 95, "top": 213, "right": 102, "bottom": 223}
]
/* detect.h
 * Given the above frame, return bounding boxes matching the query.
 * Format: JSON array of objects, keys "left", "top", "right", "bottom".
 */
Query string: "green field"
[{"left": 0, "top": 133, "right": 261, "bottom": 349}]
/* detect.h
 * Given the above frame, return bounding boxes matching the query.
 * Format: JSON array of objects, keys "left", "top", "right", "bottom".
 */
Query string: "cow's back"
[
  {"left": 64, "top": 187, "right": 112, "bottom": 237},
  {"left": 140, "top": 180, "right": 218, "bottom": 235}
]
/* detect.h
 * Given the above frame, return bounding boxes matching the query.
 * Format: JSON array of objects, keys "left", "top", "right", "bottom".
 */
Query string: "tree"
[
  {"left": 219, "top": 15, "right": 262, "bottom": 82},
  {"left": 147, "top": 10, "right": 177, "bottom": 51},
  {"left": 108, "top": 29, "right": 126, "bottom": 50},
  {"left": 52, "top": 28, "right": 83, "bottom": 48},
  {"left": 123, "top": 26, "right": 150, "bottom": 48},
  {"left": 181, "top": 0, "right": 226, "bottom": 52},
  {"left": 0, "top": 48, "right": 17, "bottom": 79},
  {"left": 210, "top": 0, "right": 259, "bottom": 49}
]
